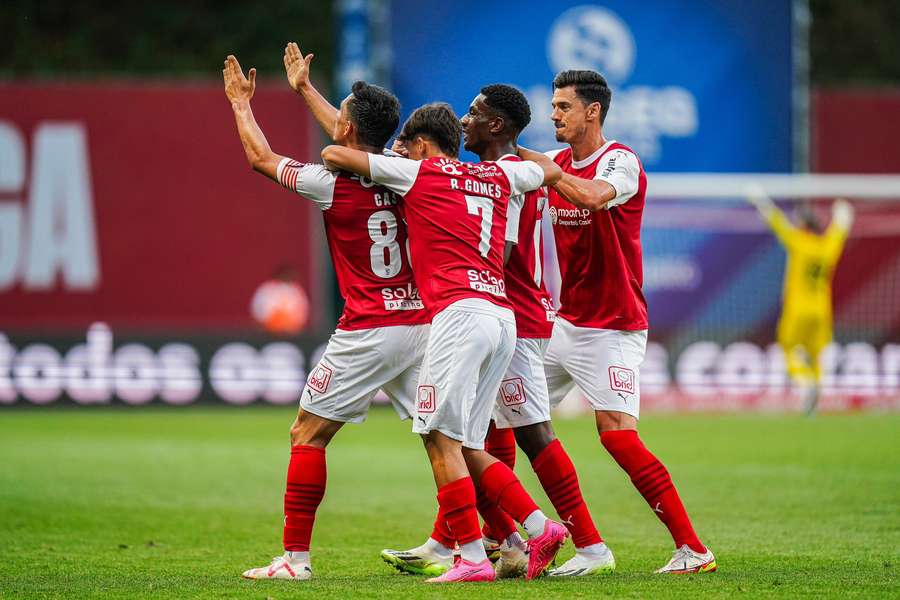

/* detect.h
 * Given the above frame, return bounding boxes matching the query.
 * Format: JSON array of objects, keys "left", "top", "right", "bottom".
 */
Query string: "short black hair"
[
  {"left": 398, "top": 102, "right": 461, "bottom": 157},
  {"left": 552, "top": 70, "right": 612, "bottom": 124},
  {"left": 347, "top": 81, "right": 400, "bottom": 149},
  {"left": 479, "top": 84, "right": 532, "bottom": 133}
]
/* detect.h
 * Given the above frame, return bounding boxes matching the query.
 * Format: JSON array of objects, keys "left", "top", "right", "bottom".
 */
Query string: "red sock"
[
  {"left": 430, "top": 506, "right": 455, "bottom": 548},
  {"left": 485, "top": 422, "right": 516, "bottom": 469},
  {"left": 283, "top": 445, "right": 327, "bottom": 552},
  {"left": 478, "top": 461, "right": 539, "bottom": 524},
  {"left": 476, "top": 485, "right": 518, "bottom": 542},
  {"left": 481, "top": 423, "right": 518, "bottom": 541},
  {"left": 437, "top": 477, "right": 482, "bottom": 545},
  {"left": 532, "top": 439, "right": 603, "bottom": 548},
  {"left": 600, "top": 430, "right": 706, "bottom": 553}
]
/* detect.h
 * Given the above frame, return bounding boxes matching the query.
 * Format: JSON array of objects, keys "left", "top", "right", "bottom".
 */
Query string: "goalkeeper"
[{"left": 747, "top": 191, "right": 854, "bottom": 413}]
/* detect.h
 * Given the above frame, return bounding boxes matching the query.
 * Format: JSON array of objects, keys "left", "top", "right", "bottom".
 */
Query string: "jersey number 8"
[{"left": 367, "top": 210, "right": 409, "bottom": 279}]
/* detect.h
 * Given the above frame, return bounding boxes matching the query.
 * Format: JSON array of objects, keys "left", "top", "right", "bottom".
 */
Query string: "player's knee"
[
  {"left": 514, "top": 421, "right": 556, "bottom": 462},
  {"left": 289, "top": 411, "right": 341, "bottom": 447},
  {"left": 594, "top": 410, "right": 638, "bottom": 434}
]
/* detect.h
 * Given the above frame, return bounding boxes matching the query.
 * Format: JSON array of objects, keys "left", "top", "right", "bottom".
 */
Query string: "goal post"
[{"left": 551, "top": 173, "right": 900, "bottom": 414}]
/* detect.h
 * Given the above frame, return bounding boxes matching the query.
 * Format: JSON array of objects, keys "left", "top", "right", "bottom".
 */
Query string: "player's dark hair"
[
  {"left": 398, "top": 102, "right": 461, "bottom": 157},
  {"left": 552, "top": 70, "right": 612, "bottom": 124},
  {"left": 479, "top": 84, "right": 532, "bottom": 134},
  {"left": 347, "top": 81, "right": 401, "bottom": 149}
]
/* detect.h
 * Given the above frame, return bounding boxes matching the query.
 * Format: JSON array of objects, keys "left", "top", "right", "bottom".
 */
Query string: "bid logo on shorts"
[
  {"left": 608, "top": 366, "right": 635, "bottom": 394},
  {"left": 307, "top": 364, "right": 333, "bottom": 393},
  {"left": 500, "top": 378, "right": 527, "bottom": 406},
  {"left": 417, "top": 385, "right": 436, "bottom": 413}
]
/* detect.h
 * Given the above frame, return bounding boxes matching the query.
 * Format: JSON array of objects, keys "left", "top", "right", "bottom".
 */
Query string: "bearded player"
[
  {"left": 519, "top": 70, "right": 716, "bottom": 574},
  {"left": 322, "top": 103, "right": 568, "bottom": 582},
  {"left": 223, "top": 54, "right": 431, "bottom": 581},
  {"left": 382, "top": 85, "right": 614, "bottom": 578}
]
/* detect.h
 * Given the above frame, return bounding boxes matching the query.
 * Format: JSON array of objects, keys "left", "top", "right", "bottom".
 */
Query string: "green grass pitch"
[{"left": 1, "top": 407, "right": 898, "bottom": 599}]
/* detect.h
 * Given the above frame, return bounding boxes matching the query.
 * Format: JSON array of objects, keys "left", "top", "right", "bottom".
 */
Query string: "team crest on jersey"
[
  {"left": 417, "top": 385, "right": 436, "bottom": 413},
  {"left": 307, "top": 364, "right": 334, "bottom": 393},
  {"left": 608, "top": 366, "right": 635, "bottom": 394},
  {"left": 500, "top": 378, "right": 527, "bottom": 406}
]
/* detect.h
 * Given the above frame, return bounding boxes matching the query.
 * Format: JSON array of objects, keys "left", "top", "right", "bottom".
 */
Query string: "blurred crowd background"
[{"left": 1, "top": 0, "right": 899, "bottom": 410}]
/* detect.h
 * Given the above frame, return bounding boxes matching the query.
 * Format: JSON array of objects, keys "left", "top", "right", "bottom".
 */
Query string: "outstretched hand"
[
  {"left": 284, "top": 42, "right": 314, "bottom": 92},
  {"left": 223, "top": 55, "right": 256, "bottom": 105}
]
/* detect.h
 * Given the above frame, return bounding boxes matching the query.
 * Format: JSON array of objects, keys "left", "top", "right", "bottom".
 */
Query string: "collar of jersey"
[{"left": 570, "top": 139, "right": 617, "bottom": 170}]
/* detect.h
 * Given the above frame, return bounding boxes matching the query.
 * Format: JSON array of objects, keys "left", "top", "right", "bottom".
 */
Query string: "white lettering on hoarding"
[{"left": 0, "top": 121, "right": 100, "bottom": 292}]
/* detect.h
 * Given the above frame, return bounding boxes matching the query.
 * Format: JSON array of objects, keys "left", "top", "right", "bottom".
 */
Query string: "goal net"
[{"left": 547, "top": 173, "right": 900, "bottom": 413}]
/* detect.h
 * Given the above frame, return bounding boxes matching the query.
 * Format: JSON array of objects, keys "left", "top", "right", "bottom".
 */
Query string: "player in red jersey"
[
  {"left": 382, "top": 84, "right": 612, "bottom": 579},
  {"left": 222, "top": 53, "right": 431, "bottom": 581},
  {"left": 519, "top": 70, "right": 716, "bottom": 574},
  {"left": 322, "top": 103, "right": 568, "bottom": 582}
]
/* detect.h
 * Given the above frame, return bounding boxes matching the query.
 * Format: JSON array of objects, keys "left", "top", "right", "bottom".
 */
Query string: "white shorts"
[
  {"left": 544, "top": 317, "right": 647, "bottom": 419},
  {"left": 413, "top": 299, "right": 516, "bottom": 449},
  {"left": 492, "top": 337, "right": 552, "bottom": 429},
  {"left": 301, "top": 324, "right": 429, "bottom": 423}
]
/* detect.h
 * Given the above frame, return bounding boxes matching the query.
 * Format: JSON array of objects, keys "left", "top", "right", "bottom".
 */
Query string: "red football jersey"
[
  {"left": 498, "top": 154, "right": 555, "bottom": 339},
  {"left": 547, "top": 141, "right": 648, "bottom": 330},
  {"left": 368, "top": 154, "right": 544, "bottom": 316},
  {"left": 277, "top": 158, "right": 430, "bottom": 330}
]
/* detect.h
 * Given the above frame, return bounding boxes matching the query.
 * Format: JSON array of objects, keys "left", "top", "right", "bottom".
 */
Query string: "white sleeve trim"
[
  {"left": 276, "top": 158, "right": 336, "bottom": 210},
  {"left": 593, "top": 149, "right": 640, "bottom": 209},
  {"left": 505, "top": 194, "right": 523, "bottom": 243},
  {"left": 497, "top": 160, "right": 544, "bottom": 197},
  {"left": 368, "top": 153, "right": 421, "bottom": 196},
  {"left": 544, "top": 148, "right": 565, "bottom": 160}
]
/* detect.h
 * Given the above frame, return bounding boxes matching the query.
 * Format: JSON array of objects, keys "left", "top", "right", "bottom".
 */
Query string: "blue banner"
[{"left": 389, "top": 1, "right": 796, "bottom": 172}]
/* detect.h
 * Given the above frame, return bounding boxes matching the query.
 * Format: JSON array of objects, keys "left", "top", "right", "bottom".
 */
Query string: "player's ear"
[
  {"left": 586, "top": 101, "right": 602, "bottom": 122},
  {"left": 489, "top": 115, "right": 505, "bottom": 135}
]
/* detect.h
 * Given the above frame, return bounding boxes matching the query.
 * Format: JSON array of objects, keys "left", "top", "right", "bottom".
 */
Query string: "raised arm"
[
  {"left": 223, "top": 55, "right": 284, "bottom": 180},
  {"left": 321, "top": 145, "right": 372, "bottom": 177},
  {"left": 284, "top": 42, "right": 340, "bottom": 138},
  {"left": 746, "top": 185, "right": 795, "bottom": 247}
]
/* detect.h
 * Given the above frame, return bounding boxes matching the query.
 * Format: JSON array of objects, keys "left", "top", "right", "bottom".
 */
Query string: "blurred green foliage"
[
  {"left": 1, "top": 0, "right": 335, "bottom": 86},
  {"left": 810, "top": 0, "right": 900, "bottom": 85},
  {"left": 1, "top": 1, "right": 899, "bottom": 86}
]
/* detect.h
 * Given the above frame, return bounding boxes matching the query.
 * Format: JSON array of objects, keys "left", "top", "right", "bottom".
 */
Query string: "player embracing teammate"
[
  {"left": 323, "top": 103, "right": 570, "bottom": 582},
  {"left": 382, "top": 84, "right": 615, "bottom": 578},
  {"left": 521, "top": 69, "right": 716, "bottom": 574}
]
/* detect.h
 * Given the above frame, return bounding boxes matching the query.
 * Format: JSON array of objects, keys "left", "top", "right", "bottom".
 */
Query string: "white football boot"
[
  {"left": 655, "top": 544, "right": 717, "bottom": 574},
  {"left": 242, "top": 552, "right": 313, "bottom": 580},
  {"left": 548, "top": 543, "right": 616, "bottom": 576}
]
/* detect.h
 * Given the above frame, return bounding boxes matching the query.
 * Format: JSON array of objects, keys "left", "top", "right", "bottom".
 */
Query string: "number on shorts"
[
  {"left": 465, "top": 195, "right": 493, "bottom": 258},
  {"left": 368, "top": 210, "right": 402, "bottom": 278}
]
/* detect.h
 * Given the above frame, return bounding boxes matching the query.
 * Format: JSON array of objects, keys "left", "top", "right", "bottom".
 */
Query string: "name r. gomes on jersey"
[
  {"left": 450, "top": 178, "right": 502, "bottom": 199},
  {"left": 549, "top": 205, "right": 592, "bottom": 226}
]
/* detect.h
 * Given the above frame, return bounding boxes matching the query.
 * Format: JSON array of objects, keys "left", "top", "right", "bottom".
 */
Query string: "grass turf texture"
[{"left": 1, "top": 408, "right": 898, "bottom": 599}]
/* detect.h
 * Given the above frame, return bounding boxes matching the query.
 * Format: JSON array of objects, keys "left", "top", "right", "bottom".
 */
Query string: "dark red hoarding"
[{"left": 0, "top": 82, "right": 326, "bottom": 332}]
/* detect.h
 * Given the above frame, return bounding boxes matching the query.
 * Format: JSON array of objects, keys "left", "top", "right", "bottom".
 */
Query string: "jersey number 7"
[{"left": 465, "top": 195, "right": 494, "bottom": 258}]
